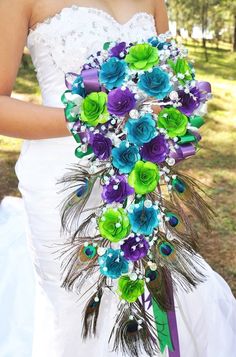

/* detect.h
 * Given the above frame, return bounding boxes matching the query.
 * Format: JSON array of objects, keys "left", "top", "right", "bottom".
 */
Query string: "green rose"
[
  {"left": 168, "top": 58, "right": 193, "bottom": 85},
  {"left": 125, "top": 43, "right": 159, "bottom": 71},
  {"left": 128, "top": 161, "right": 160, "bottom": 195},
  {"left": 98, "top": 208, "right": 131, "bottom": 242},
  {"left": 157, "top": 107, "right": 188, "bottom": 138},
  {"left": 117, "top": 276, "right": 145, "bottom": 303},
  {"left": 80, "top": 92, "right": 109, "bottom": 126}
]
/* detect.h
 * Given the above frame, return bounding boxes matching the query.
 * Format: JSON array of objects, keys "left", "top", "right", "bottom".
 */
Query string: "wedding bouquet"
[{"left": 59, "top": 32, "right": 212, "bottom": 357}]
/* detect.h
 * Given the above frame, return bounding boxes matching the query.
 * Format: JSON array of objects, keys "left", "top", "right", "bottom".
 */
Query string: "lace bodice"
[{"left": 27, "top": 6, "right": 157, "bottom": 107}]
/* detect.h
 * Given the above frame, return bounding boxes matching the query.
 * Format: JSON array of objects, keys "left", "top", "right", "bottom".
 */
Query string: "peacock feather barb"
[{"left": 57, "top": 32, "right": 213, "bottom": 356}]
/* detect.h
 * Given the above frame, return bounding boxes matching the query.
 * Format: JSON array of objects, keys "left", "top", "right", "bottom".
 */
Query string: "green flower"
[
  {"left": 157, "top": 107, "right": 188, "bottom": 138},
  {"left": 125, "top": 43, "right": 159, "bottom": 71},
  {"left": 168, "top": 58, "right": 193, "bottom": 85},
  {"left": 117, "top": 276, "right": 145, "bottom": 303},
  {"left": 98, "top": 208, "right": 131, "bottom": 242},
  {"left": 80, "top": 92, "right": 109, "bottom": 126},
  {"left": 128, "top": 161, "right": 160, "bottom": 195}
]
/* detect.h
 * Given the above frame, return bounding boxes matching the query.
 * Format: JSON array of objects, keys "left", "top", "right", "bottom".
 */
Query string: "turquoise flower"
[
  {"left": 138, "top": 67, "right": 172, "bottom": 99},
  {"left": 148, "top": 36, "right": 170, "bottom": 50},
  {"left": 72, "top": 75, "right": 86, "bottom": 97},
  {"left": 99, "top": 57, "right": 128, "bottom": 90},
  {"left": 98, "top": 248, "right": 129, "bottom": 279},
  {"left": 125, "top": 113, "right": 157, "bottom": 146},
  {"left": 128, "top": 202, "right": 160, "bottom": 236},
  {"left": 112, "top": 141, "right": 140, "bottom": 174}
]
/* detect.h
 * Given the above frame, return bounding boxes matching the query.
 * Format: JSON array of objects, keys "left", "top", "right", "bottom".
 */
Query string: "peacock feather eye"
[
  {"left": 159, "top": 242, "right": 174, "bottom": 257},
  {"left": 172, "top": 177, "right": 186, "bottom": 194},
  {"left": 82, "top": 245, "right": 97, "bottom": 259},
  {"left": 166, "top": 212, "right": 179, "bottom": 227},
  {"left": 145, "top": 269, "right": 158, "bottom": 281},
  {"left": 126, "top": 320, "right": 139, "bottom": 334},
  {"left": 76, "top": 179, "right": 89, "bottom": 197}
]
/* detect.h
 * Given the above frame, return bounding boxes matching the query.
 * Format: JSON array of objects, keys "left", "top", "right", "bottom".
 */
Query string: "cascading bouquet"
[{"left": 58, "top": 32, "right": 212, "bottom": 357}]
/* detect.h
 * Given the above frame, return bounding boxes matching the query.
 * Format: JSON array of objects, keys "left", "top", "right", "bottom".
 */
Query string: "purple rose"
[
  {"left": 140, "top": 134, "right": 169, "bottom": 164},
  {"left": 121, "top": 235, "right": 149, "bottom": 261},
  {"left": 91, "top": 133, "right": 112, "bottom": 160},
  {"left": 107, "top": 88, "right": 136, "bottom": 116},
  {"left": 102, "top": 175, "right": 134, "bottom": 204},
  {"left": 178, "top": 87, "right": 201, "bottom": 116},
  {"left": 109, "top": 42, "right": 127, "bottom": 59}
]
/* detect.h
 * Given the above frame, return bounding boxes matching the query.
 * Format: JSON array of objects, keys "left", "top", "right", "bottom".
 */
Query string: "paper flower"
[
  {"left": 148, "top": 36, "right": 170, "bottom": 50},
  {"left": 178, "top": 87, "right": 202, "bottom": 116},
  {"left": 72, "top": 75, "right": 86, "bottom": 97},
  {"left": 128, "top": 161, "right": 160, "bottom": 195},
  {"left": 99, "top": 58, "right": 128, "bottom": 90},
  {"left": 140, "top": 134, "right": 169, "bottom": 164},
  {"left": 128, "top": 202, "right": 160, "bottom": 235},
  {"left": 121, "top": 235, "right": 149, "bottom": 261},
  {"left": 138, "top": 67, "right": 172, "bottom": 99},
  {"left": 125, "top": 43, "right": 159, "bottom": 71},
  {"left": 91, "top": 133, "right": 112, "bottom": 160},
  {"left": 102, "top": 175, "right": 134, "bottom": 204},
  {"left": 157, "top": 107, "right": 188, "bottom": 138},
  {"left": 168, "top": 58, "right": 193, "bottom": 85},
  {"left": 107, "top": 88, "right": 136, "bottom": 116},
  {"left": 80, "top": 92, "right": 109, "bottom": 126},
  {"left": 112, "top": 141, "right": 140, "bottom": 174},
  {"left": 98, "top": 208, "right": 131, "bottom": 242},
  {"left": 117, "top": 276, "right": 145, "bottom": 302},
  {"left": 98, "top": 248, "right": 129, "bottom": 279},
  {"left": 109, "top": 42, "right": 127, "bottom": 59},
  {"left": 125, "top": 113, "right": 156, "bottom": 146}
]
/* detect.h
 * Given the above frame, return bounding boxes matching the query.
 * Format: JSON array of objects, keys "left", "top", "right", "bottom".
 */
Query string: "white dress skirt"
[{"left": 1, "top": 6, "right": 235, "bottom": 357}]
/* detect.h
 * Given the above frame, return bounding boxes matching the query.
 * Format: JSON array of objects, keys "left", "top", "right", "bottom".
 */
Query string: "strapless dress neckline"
[{"left": 28, "top": 5, "right": 155, "bottom": 38}]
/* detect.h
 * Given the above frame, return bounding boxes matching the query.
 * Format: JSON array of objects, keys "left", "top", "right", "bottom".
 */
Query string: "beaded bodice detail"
[{"left": 27, "top": 6, "right": 157, "bottom": 107}]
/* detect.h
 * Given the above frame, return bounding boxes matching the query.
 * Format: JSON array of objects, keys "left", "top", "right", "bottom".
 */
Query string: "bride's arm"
[
  {"left": 154, "top": 0, "right": 169, "bottom": 34},
  {"left": 0, "top": 0, "right": 70, "bottom": 140}
]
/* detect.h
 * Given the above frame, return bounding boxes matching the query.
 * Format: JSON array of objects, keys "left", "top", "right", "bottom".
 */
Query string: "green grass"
[
  {"left": 14, "top": 53, "right": 41, "bottom": 96},
  {"left": 0, "top": 46, "right": 236, "bottom": 295}
]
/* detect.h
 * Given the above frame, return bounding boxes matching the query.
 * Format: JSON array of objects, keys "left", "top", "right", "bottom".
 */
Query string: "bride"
[{"left": 0, "top": 0, "right": 235, "bottom": 356}]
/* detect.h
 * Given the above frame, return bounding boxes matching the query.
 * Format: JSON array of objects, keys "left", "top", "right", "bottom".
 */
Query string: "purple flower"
[
  {"left": 140, "top": 134, "right": 169, "bottom": 164},
  {"left": 109, "top": 42, "right": 127, "bottom": 59},
  {"left": 121, "top": 235, "right": 149, "bottom": 261},
  {"left": 178, "top": 87, "right": 201, "bottom": 116},
  {"left": 107, "top": 88, "right": 136, "bottom": 116},
  {"left": 91, "top": 133, "right": 112, "bottom": 160},
  {"left": 102, "top": 175, "right": 134, "bottom": 204}
]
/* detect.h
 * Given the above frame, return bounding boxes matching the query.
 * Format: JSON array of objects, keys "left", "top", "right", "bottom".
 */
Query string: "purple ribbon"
[
  {"left": 143, "top": 290, "right": 180, "bottom": 356},
  {"left": 197, "top": 81, "right": 212, "bottom": 101},
  {"left": 170, "top": 143, "right": 196, "bottom": 163},
  {"left": 81, "top": 68, "right": 101, "bottom": 94},
  {"left": 167, "top": 280, "right": 180, "bottom": 357},
  {"left": 188, "top": 130, "right": 202, "bottom": 142}
]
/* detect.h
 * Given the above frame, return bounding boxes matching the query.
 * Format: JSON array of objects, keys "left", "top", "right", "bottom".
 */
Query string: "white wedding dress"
[{"left": 1, "top": 6, "right": 235, "bottom": 357}]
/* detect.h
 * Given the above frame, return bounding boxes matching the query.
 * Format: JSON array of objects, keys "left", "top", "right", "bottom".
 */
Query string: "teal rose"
[{"left": 99, "top": 57, "right": 128, "bottom": 90}]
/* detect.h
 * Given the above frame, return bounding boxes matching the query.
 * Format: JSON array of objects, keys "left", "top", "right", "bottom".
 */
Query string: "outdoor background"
[{"left": 0, "top": 1, "right": 236, "bottom": 295}]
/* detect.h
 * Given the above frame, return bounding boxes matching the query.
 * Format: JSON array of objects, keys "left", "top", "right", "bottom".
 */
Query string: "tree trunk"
[
  {"left": 201, "top": 1, "right": 209, "bottom": 62},
  {"left": 233, "top": 14, "right": 236, "bottom": 52}
]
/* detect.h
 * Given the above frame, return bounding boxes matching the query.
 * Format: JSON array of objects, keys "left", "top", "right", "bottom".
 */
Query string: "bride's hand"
[{"left": 0, "top": 0, "right": 70, "bottom": 140}]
